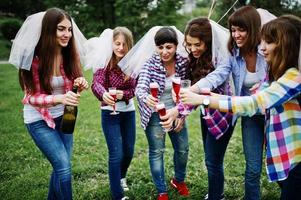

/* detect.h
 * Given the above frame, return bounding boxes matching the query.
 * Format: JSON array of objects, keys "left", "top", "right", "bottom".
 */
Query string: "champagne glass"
[
  {"left": 180, "top": 80, "right": 191, "bottom": 115},
  {"left": 155, "top": 102, "right": 169, "bottom": 132},
  {"left": 109, "top": 87, "right": 119, "bottom": 115},
  {"left": 150, "top": 82, "right": 159, "bottom": 99},
  {"left": 172, "top": 77, "right": 181, "bottom": 103}
]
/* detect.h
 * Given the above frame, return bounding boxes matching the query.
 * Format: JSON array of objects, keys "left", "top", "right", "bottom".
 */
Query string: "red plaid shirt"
[{"left": 22, "top": 57, "right": 73, "bottom": 128}]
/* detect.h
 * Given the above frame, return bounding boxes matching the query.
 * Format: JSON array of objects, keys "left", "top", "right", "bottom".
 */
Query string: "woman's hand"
[
  {"left": 102, "top": 92, "right": 115, "bottom": 106},
  {"left": 56, "top": 90, "right": 80, "bottom": 106},
  {"left": 116, "top": 90, "right": 124, "bottom": 100},
  {"left": 74, "top": 77, "right": 89, "bottom": 92},
  {"left": 146, "top": 94, "right": 158, "bottom": 108},
  {"left": 160, "top": 107, "right": 179, "bottom": 130},
  {"left": 173, "top": 118, "right": 185, "bottom": 133},
  {"left": 180, "top": 89, "right": 203, "bottom": 106}
]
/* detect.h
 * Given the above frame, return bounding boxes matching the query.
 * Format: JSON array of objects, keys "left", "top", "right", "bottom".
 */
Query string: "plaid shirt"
[
  {"left": 22, "top": 57, "right": 73, "bottom": 129},
  {"left": 91, "top": 63, "right": 136, "bottom": 106},
  {"left": 178, "top": 78, "right": 233, "bottom": 140},
  {"left": 224, "top": 68, "right": 301, "bottom": 182},
  {"left": 136, "top": 53, "right": 188, "bottom": 130}
]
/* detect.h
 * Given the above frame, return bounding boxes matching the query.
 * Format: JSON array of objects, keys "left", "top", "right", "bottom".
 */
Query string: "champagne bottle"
[{"left": 60, "top": 86, "right": 78, "bottom": 134}]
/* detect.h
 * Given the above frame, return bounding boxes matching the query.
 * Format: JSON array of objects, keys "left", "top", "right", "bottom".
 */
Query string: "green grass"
[{"left": 0, "top": 64, "right": 280, "bottom": 199}]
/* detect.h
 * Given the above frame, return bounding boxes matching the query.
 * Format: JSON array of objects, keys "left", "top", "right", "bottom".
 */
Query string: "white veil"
[
  {"left": 210, "top": 20, "right": 230, "bottom": 67},
  {"left": 83, "top": 28, "right": 113, "bottom": 72},
  {"left": 118, "top": 26, "right": 188, "bottom": 78},
  {"left": 9, "top": 11, "right": 87, "bottom": 70},
  {"left": 257, "top": 8, "right": 277, "bottom": 27}
]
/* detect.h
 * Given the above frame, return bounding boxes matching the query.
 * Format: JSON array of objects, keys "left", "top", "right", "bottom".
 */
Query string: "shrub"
[{"left": 0, "top": 18, "right": 22, "bottom": 40}]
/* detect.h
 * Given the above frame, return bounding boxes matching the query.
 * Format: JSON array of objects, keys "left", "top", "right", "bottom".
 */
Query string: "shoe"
[
  {"left": 157, "top": 193, "right": 168, "bottom": 200},
  {"left": 121, "top": 178, "right": 129, "bottom": 191},
  {"left": 121, "top": 196, "right": 129, "bottom": 200},
  {"left": 170, "top": 178, "right": 189, "bottom": 196},
  {"left": 204, "top": 193, "right": 225, "bottom": 200}
]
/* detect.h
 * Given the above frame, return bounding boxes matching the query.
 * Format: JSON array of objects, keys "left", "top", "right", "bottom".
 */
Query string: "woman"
[
  {"left": 10, "top": 8, "right": 89, "bottom": 199},
  {"left": 188, "top": 6, "right": 270, "bottom": 200},
  {"left": 183, "top": 17, "right": 234, "bottom": 200},
  {"left": 90, "top": 27, "right": 136, "bottom": 200},
  {"left": 135, "top": 27, "right": 189, "bottom": 200},
  {"left": 180, "top": 16, "right": 301, "bottom": 200}
]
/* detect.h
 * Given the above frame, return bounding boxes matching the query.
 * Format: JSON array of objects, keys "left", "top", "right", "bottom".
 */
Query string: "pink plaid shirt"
[{"left": 22, "top": 57, "right": 73, "bottom": 128}]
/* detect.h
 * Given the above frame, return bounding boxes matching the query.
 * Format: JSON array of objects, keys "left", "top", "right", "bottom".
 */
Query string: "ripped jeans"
[{"left": 145, "top": 113, "right": 189, "bottom": 194}]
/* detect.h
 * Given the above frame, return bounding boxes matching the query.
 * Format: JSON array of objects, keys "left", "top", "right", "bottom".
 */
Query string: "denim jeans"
[
  {"left": 241, "top": 115, "right": 265, "bottom": 200},
  {"left": 201, "top": 115, "right": 234, "bottom": 200},
  {"left": 279, "top": 162, "right": 301, "bottom": 200},
  {"left": 145, "top": 112, "right": 189, "bottom": 194},
  {"left": 101, "top": 110, "right": 136, "bottom": 200},
  {"left": 26, "top": 116, "right": 73, "bottom": 200}
]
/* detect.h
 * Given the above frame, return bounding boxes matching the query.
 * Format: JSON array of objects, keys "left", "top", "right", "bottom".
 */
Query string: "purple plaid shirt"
[{"left": 91, "top": 63, "right": 136, "bottom": 106}]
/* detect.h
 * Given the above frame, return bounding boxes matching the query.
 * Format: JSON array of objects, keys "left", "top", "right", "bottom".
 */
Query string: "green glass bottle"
[{"left": 60, "top": 86, "right": 78, "bottom": 134}]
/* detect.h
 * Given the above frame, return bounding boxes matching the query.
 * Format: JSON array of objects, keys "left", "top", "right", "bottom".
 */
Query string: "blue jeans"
[
  {"left": 101, "top": 110, "right": 136, "bottom": 200},
  {"left": 241, "top": 115, "right": 264, "bottom": 200},
  {"left": 201, "top": 115, "right": 234, "bottom": 200},
  {"left": 26, "top": 116, "right": 73, "bottom": 200},
  {"left": 279, "top": 162, "right": 301, "bottom": 200},
  {"left": 145, "top": 113, "right": 189, "bottom": 194}
]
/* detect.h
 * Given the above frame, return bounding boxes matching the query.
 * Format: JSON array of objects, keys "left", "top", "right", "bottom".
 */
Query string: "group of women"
[{"left": 8, "top": 5, "right": 301, "bottom": 200}]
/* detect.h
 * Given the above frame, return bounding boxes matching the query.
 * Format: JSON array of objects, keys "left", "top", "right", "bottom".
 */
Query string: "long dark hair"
[
  {"left": 184, "top": 17, "right": 214, "bottom": 84},
  {"left": 227, "top": 6, "right": 261, "bottom": 55},
  {"left": 19, "top": 7, "right": 82, "bottom": 94},
  {"left": 261, "top": 16, "right": 301, "bottom": 81}
]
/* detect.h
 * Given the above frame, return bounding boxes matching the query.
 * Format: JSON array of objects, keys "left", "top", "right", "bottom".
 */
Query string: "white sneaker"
[
  {"left": 121, "top": 196, "right": 129, "bottom": 200},
  {"left": 121, "top": 178, "right": 129, "bottom": 191}
]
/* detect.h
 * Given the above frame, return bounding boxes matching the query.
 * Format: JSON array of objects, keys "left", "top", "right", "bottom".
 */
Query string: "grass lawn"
[{"left": 0, "top": 64, "right": 280, "bottom": 199}]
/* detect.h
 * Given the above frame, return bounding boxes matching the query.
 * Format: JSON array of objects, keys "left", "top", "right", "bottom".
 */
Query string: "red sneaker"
[
  {"left": 170, "top": 178, "right": 189, "bottom": 196},
  {"left": 157, "top": 193, "right": 169, "bottom": 200}
]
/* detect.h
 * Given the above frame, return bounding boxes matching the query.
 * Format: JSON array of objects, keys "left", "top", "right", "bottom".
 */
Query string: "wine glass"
[
  {"left": 172, "top": 77, "right": 181, "bottom": 103},
  {"left": 180, "top": 80, "right": 191, "bottom": 115},
  {"left": 109, "top": 87, "right": 119, "bottom": 115},
  {"left": 155, "top": 102, "right": 169, "bottom": 132},
  {"left": 150, "top": 82, "right": 159, "bottom": 99}
]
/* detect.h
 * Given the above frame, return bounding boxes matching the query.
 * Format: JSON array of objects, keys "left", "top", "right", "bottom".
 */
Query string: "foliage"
[{"left": 0, "top": 18, "right": 22, "bottom": 40}]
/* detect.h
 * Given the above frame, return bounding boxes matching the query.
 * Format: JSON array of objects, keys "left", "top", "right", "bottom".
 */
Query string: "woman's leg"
[
  {"left": 241, "top": 115, "right": 264, "bottom": 200},
  {"left": 120, "top": 111, "right": 136, "bottom": 179},
  {"left": 201, "top": 117, "right": 234, "bottom": 200},
  {"left": 280, "top": 162, "right": 301, "bottom": 200},
  {"left": 145, "top": 113, "right": 167, "bottom": 194},
  {"left": 101, "top": 110, "right": 124, "bottom": 200},
  {"left": 168, "top": 125, "right": 189, "bottom": 183},
  {"left": 26, "top": 117, "right": 73, "bottom": 200}
]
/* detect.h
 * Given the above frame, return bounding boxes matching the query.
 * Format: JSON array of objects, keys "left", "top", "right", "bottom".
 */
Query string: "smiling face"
[
  {"left": 231, "top": 25, "right": 248, "bottom": 48},
  {"left": 56, "top": 18, "right": 72, "bottom": 48},
  {"left": 156, "top": 42, "right": 177, "bottom": 63},
  {"left": 185, "top": 35, "right": 207, "bottom": 58},
  {"left": 113, "top": 34, "right": 128, "bottom": 60}
]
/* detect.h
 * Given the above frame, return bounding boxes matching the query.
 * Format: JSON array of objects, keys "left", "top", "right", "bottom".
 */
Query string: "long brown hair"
[
  {"left": 261, "top": 16, "right": 301, "bottom": 81},
  {"left": 19, "top": 7, "right": 82, "bottom": 94},
  {"left": 184, "top": 17, "right": 214, "bottom": 84},
  {"left": 227, "top": 6, "right": 261, "bottom": 55},
  {"left": 110, "top": 27, "right": 133, "bottom": 81}
]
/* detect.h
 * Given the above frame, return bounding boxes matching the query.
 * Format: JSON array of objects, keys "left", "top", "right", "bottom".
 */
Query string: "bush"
[{"left": 0, "top": 18, "right": 22, "bottom": 40}]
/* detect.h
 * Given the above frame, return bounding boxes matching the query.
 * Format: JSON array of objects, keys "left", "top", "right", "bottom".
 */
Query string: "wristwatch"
[{"left": 203, "top": 97, "right": 210, "bottom": 107}]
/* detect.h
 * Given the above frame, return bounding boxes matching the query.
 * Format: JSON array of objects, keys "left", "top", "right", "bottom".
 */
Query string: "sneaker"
[
  {"left": 157, "top": 193, "right": 169, "bottom": 200},
  {"left": 121, "top": 178, "right": 129, "bottom": 191},
  {"left": 204, "top": 193, "right": 225, "bottom": 200},
  {"left": 170, "top": 178, "right": 189, "bottom": 196},
  {"left": 121, "top": 196, "right": 129, "bottom": 200}
]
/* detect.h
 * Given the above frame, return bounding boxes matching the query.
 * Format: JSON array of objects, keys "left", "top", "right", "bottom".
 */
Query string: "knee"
[
  {"left": 149, "top": 148, "right": 165, "bottom": 160},
  {"left": 108, "top": 149, "right": 123, "bottom": 164}
]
